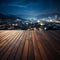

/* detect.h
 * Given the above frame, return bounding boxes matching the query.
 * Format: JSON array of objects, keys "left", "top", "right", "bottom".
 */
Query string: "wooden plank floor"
[{"left": 0, "top": 30, "right": 60, "bottom": 60}]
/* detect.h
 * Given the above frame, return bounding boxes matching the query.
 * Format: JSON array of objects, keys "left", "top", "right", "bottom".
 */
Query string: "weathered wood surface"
[{"left": 0, "top": 30, "right": 60, "bottom": 60}]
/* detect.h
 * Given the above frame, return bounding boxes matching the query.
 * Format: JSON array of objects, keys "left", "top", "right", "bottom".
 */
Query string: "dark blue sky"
[{"left": 0, "top": 0, "right": 60, "bottom": 18}]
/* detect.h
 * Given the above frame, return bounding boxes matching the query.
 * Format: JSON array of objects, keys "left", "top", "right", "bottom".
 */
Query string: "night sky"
[{"left": 0, "top": 0, "right": 60, "bottom": 18}]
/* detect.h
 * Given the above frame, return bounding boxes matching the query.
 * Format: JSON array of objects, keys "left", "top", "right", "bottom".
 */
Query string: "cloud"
[
  {"left": 0, "top": 3, "right": 27, "bottom": 8},
  {"left": 8, "top": 4, "right": 27, "bottom": 8}
]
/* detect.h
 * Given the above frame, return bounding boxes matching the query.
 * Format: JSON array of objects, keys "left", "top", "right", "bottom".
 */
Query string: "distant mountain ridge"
[
  {"left": 0, "top": 13, "right": 22, "bottom": 20},
  {"left": 0, "top": 13, "right": 27, "bottom": 22},
  {"left": 0, "top": 12, "right": 60, "bottom": 23}
]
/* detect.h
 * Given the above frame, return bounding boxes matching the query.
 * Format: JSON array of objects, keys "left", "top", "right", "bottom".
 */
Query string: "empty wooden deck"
[{"left": 0, "top": 30, "right": 60, "bottom": 60}]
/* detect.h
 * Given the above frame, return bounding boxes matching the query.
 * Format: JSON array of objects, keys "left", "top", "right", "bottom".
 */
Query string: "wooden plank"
[
  {"left": 0, "top": 31, "right": 20, "bottom": 59},
  {"left": 15, "top": 31, "right": 27, "bottom": 60},
  {"left": 34, "top": 30, "right": 48, "bottom": 60},
  {"left": 0, "top": 31, "right": 17, "bottom": 52},
  {"left": 21, "top": 31, "right": 29, "bottom": 60},
  {"left": 40, "top": 30, "right": 60, "bottom": 54},
  {"left": 0, "top": 30, "right": 60, "bottom": 60},
  {"left": 32, "top": 31, "right": 41, "bottom": 60},
  {"left": 27, "top": 31, "right": 35, "bottom": 60},
  {"left": 36, "top": 30, "right": 55, "bottom": 60},
  {"left": 39, "top": 30, "right": 60, "bottom": 60},
  {"left": 1, "top": 31, "right": 23, "bottom": 60}
]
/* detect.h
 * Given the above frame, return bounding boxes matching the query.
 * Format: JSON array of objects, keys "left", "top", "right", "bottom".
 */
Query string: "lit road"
[{"left": 0, "top": 30, "right": 60, "bottom": 60}]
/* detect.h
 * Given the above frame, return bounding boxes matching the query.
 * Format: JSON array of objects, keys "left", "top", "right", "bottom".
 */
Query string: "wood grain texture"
[{"left": 0, "top": 30, "right": 60, "bottom": 60}]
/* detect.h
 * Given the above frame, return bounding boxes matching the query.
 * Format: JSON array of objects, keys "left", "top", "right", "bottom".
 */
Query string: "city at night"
[{"left": 0, "top": 0, "right": 60, "bottom": 60}]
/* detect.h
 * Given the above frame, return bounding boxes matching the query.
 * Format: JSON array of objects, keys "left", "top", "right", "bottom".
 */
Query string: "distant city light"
[
  {"left": 16, "top": 19, "right": 20, "bottom": 21},
  {"left": 28, "top": 18, "right": 37, "bottom": 21},
  {"left": 26, "top": 23, "right": 28, "bottom": 25},
  {"left": 48, "top": 16, "right": 51, "bottom": 19},
  {"left": 40, "top": 22, "right": 44, "bottom": 25},
  {"left": 33, "top": 18, "right": 37, "bottom": 20},
  {"left": 44, "top": 27, "right": 47, "bottom": 30},
  {"left": 37, "top": 20, "right": 40, "bottom": 22},
  {"left": 49, "top": 20, "right": 53, "bottom": 22},
  {"left": 12, "top": 23, "right": 18, "bottom": 26}
]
